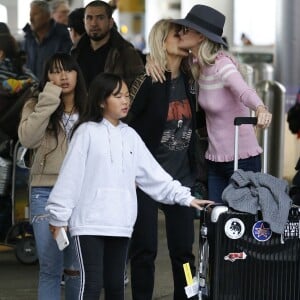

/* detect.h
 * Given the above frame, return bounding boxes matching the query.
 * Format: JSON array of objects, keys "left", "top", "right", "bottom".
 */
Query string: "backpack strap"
[{"left": 129, "top": 73, "right": 147, "bottom": 106}]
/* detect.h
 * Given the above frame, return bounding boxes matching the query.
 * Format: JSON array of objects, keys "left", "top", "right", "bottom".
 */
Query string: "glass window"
[
  {"left": 17, "top": 0, "right": 31, "bottom": 34},
  {"left": 0, "top": 4, "right": 7, "bottom": 23},
  {"left": 234, "top": 0, "right": 275, "bottom": 46}
]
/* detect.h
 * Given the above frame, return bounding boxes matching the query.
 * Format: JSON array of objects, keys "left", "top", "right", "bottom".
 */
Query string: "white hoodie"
[{"left": 46, "top": 119, "right": 194, "bottom": 237}]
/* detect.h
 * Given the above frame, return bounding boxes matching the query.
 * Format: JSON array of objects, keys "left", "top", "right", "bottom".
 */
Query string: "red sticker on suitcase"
[
  {"left": 252, "top": 221, "right": 272, "bottom": 242},
  {"left": 224, "top": 218, "right": 245, "bottom": 239}
]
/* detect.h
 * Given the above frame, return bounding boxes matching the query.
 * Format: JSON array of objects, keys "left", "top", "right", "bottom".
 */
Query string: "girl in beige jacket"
[{"left": 18, "top": 53, "right": 87, "bottom": 300}]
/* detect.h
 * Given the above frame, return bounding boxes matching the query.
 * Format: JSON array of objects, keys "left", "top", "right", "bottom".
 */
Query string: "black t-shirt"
[
  {"left": 77, "top": 41, "right": 111, "bottom": 88},
  {"left": 155, "top": 74, "right": 194, "bottom": 187}
]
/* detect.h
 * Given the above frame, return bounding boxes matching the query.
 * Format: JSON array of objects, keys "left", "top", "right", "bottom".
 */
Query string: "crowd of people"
[{"left": 0, "top": 1, "right": 274, "bottom": 300}]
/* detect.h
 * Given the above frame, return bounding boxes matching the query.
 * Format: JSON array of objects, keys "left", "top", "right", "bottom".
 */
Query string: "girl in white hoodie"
[{"left": 46, "top": 72, "right": 213, "bottom": 300}]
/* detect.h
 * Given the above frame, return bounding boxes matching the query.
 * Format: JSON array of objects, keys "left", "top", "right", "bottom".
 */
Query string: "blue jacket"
[{"left": 22, "top": 19, "right": 72, "bottom": 80}]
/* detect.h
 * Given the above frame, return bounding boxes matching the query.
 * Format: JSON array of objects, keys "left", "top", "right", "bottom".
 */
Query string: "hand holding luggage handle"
[{"left": 234, "top": 117, "right": 268, "bottom": 173}]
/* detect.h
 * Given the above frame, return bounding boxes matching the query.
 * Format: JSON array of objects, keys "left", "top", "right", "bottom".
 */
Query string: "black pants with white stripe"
[{"left": 76, "top": 235, "right": 129, "bottom": 300}]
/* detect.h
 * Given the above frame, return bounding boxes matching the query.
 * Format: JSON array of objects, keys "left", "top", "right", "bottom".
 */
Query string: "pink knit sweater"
[{"left": 198, "top": 52, "right": 263, "bottom": 162}]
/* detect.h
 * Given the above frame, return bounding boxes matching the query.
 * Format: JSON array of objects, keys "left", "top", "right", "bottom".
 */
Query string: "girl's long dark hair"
[
  {"left": 39, "top": 53, "right": 87, "bottom": 143},
  {"left": 71, "top": 73, "right": 123, "bottom": 137}
]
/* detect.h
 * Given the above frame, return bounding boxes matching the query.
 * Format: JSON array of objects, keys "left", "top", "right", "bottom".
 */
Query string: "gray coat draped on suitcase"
[{"left": 222, "top": 169, "right": 292, "bottom": 234}]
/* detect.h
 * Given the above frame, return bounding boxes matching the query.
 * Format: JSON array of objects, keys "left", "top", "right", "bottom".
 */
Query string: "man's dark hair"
[
  {"left": 68, "top": 7, "right": 85, "bottom": 35},
  {"left": 85, "top": 0, "right": 113, "bottom": 18}
]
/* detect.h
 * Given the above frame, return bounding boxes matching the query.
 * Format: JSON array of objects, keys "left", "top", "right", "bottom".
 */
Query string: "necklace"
[
  {"left": 62, "top": 106, "right": 77, "bottom": 142},
  {"left": 63, "top": 104, "right": 75, "bottom": 114},
  {"left": 63, "top": 106, "right": 75, "bottom": 128}
]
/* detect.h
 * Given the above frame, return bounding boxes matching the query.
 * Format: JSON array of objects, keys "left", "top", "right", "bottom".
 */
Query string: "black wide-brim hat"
[{"left": 172, "top": 4, "right": 227, "bottom": 47}]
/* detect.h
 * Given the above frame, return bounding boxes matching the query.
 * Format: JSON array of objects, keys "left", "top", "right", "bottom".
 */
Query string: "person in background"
[
  {"left": 171, "top": 5, "right": 272, "bottom": 202},
  {"left": 125, "top": 19, "right": 203, "bottom": 300},
  {"left": 18, "top": 53, "right": 87, "bottom": 300},
  {"left": 0, "top": 25, "right": 37, "bottom": 95},
  {"left": 67, "top": 7, "right": 85, "bottom": 47},
  {"left": 22, "top": 0, "right": 72, "bottom": 80},
  {"left": 45, "top": 72, "right": 213, "bottom": 300},
  {"left": 71, "top": 0, "right": 144, "bottom": 89},
  {"left": 0, "top": 24, "right": 38, "bottom": 140},
  {"left": 50, "top": 0, "right": 70, "bottom": 26},
  {"left": 241, "top": 33, "right": 253, "bottom": 46}
]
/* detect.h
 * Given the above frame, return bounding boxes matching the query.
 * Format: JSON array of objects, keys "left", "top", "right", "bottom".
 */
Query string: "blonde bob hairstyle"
[{"left": 148, "top": 19, "right": 178, "bottom": 72}]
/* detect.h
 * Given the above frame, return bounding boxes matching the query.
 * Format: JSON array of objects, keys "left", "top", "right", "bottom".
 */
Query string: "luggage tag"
[{"left": 183, "top": 263, "right": 199, "bottom": 298}]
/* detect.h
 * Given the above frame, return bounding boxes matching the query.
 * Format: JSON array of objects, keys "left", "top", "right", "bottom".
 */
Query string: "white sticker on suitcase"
[{"left": 224, "top": 218, "right": 245, "bottom": 239}]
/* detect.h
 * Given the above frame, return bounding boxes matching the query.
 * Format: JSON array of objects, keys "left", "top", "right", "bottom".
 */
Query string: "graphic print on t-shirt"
[
  {"left": 155, "top": 74, "right": 193, "bottom": 185},
  {"left": 160, "top": 98, "right": 192, "bottom": 151}
]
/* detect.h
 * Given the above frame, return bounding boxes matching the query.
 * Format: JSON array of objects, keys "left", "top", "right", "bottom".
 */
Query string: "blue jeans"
[
  {"left": 31, "top": 187, "right": 80, "bottom": 300},
  {"left": 208, "top": 155, "right": 261, "bottom": 203}
]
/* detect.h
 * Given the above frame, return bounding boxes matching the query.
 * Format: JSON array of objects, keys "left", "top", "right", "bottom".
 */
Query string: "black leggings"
[
  {"left": 129, "top": 188, "right": 196, "bottom": 300},
  {"left": 76, "top": 235, "right": 129, "bottom": 300}
]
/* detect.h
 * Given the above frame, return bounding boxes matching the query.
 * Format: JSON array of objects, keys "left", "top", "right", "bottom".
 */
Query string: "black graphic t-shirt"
[{"left": 155, "top": 74, "right": 194, "bottom": 187}]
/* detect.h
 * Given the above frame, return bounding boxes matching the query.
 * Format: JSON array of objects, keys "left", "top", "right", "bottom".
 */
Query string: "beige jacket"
[{"left": 18, "top": 82, "right": 67, "bottom": 187}]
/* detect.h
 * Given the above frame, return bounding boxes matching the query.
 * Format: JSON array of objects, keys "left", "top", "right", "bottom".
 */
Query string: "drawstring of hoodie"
[
  {"left": 121, "top": 137, "right": 125, "bottom": 172},
  {"left": 105, "top": 122, "right": 125, "bottom": 172},
  {"left": 106, "top": 125, "right": 113, "bottom": 164}
]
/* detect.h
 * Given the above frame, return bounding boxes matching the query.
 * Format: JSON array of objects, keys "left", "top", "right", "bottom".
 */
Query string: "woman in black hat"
[{"left": 169, "top": 5, "right": 273, "bottom": 203}]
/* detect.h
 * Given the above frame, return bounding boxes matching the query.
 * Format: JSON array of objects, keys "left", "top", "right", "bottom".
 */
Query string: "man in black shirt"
[{"left": 71, "top": 0, "right": 144, "bottom": 88}]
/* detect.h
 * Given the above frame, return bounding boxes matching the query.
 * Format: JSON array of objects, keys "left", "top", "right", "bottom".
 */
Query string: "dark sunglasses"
[{"left": 182, "top": 26, "right": 197, "bottom": 35}]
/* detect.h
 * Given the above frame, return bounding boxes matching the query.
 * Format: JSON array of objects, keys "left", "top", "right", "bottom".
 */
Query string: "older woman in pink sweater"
[{"left": 171, "top": 5, "right": 272, "bottom": 202}]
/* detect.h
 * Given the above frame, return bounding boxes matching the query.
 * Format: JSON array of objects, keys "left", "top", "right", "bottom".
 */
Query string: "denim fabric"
[
  {"left": 208, "top": 155, "right": 261, "bottom": 203},
  {"left": 31, "top": 187, "right": 80, "bottom": 300}
]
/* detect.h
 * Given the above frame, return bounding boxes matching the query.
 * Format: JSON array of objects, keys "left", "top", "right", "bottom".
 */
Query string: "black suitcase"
[{"left": 198, "top": 117, "right": 298, "bottom": 300}]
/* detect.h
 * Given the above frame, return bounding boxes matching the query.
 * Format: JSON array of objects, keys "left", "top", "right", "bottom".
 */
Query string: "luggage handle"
[{"left": 234, "top": 117, "right": 268, "bottom": 173}]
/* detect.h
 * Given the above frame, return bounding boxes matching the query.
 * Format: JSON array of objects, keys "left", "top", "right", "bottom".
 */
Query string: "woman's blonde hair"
[
  {"left": 148, "top": 19, "right": 176, "bottom": 72},
  {"left": 191, "top": 36, "right": 221, "bottom": 79}
]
